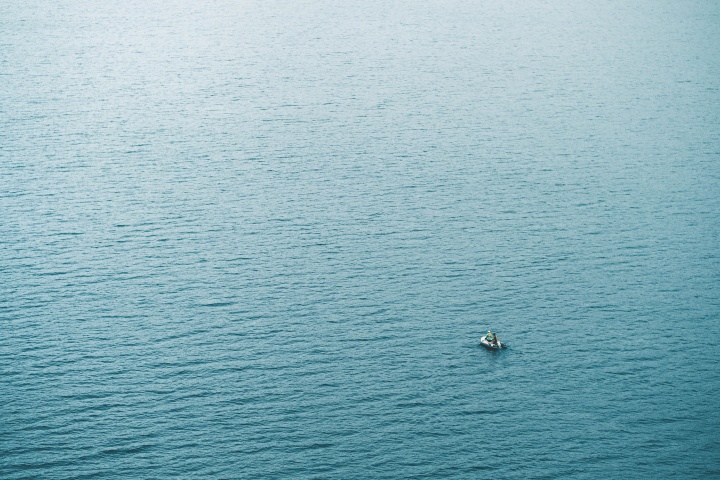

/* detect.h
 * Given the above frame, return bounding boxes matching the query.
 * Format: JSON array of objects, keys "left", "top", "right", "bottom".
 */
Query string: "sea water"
[{"left": 1, "top": 0, "right": 719, "bottom": 478}]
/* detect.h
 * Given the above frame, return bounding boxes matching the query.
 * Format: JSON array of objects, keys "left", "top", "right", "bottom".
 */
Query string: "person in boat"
[
  {"left": 491, "top": 333, "right": 499, "bottom": 345},
  {"left": 486, "top": 331, "right": 493, "bottom": 341}
]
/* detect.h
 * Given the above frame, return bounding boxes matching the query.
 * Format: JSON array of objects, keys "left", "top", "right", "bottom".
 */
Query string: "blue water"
[{"left": 2, "top": 0, "right": 719, "bottom": 478}]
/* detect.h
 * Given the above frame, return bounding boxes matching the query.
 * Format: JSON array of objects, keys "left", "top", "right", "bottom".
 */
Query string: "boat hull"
[{"left": 480, "top": 337, "right": 506, "bottom": 349}]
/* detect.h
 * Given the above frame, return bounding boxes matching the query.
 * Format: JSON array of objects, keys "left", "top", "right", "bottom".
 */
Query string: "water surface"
[{"left": 2, "top": 0, "right": 719, "bottom": 478}]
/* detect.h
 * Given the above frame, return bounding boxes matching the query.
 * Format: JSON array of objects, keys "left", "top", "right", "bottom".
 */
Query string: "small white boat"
[{"left": 480, "top": 336, "right": 506, "bottom": 350}]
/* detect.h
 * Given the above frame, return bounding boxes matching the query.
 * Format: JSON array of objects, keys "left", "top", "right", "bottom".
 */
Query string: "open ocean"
[{"left": 2, "top": 0, "right": 719, "bottom": 478}]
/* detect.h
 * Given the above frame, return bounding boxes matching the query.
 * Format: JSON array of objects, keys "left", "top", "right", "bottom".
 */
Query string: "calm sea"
[{"left": 2, "top": 0, "right": 719, "bottom": 478}]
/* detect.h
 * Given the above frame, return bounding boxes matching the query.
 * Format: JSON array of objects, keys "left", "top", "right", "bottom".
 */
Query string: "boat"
[{"left": 480, "top": 335, "right": 507, "bottom": 350}]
